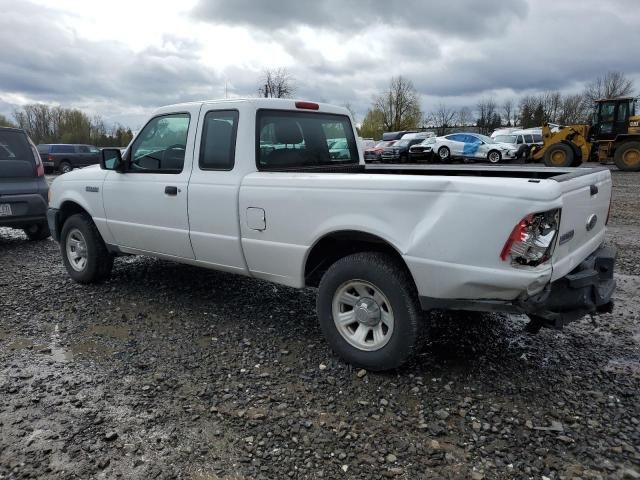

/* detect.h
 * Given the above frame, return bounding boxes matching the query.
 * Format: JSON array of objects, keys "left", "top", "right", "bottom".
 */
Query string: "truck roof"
[{"left": 154, "top": 98, "right": 351, "bottom": 117}]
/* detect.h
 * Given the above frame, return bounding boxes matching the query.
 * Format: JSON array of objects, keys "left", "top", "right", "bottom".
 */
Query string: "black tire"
[
  {"left": 316, "top": 252, "right": 423, "bottom": 371},
  {"left": 614, "top": 141, "right": 640, "bottom": 172},
  {"left": 60, "top": 213, "right": 113, "bottom": 284},
  {"left": 543, "top": 143, "right": 574, "bottom": 168},
  {"left": 437, "top": 146, "right": 450, "bottom": 162},
  {"left": 487, "top": 150, "right": 502, "bottom": 164},
  {"left": 59, "top": 161, "right": 72, "bottom": 174},
  {"left": 24, "top": 223, "right": 50, "bottom": 241}
]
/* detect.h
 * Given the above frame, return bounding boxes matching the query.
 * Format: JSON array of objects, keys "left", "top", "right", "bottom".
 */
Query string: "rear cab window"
[{"left": 256, "top": 110, "right": 358, "bottom": 170}]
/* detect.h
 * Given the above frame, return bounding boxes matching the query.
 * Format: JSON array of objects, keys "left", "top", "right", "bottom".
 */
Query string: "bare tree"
[
  {"left": 373, "top": 76, "right": 422, "bottom": 131},
  {"left": 430, "top": 103, "right": 456, "bottom": 136},
  {"left": 502, "top": 99, "right": 514, "bottom": 127},
  {"left": 258, "top": 68, "right": 295, "bottom": 98},
  {"left": 583, "top": 71, "right": 635, "bottom": 104},
  {"left": 342, "top": 103, "right": 358, "bottom": 124},
  {"left": 455, "top": 107, "right": 472, "bottom": 127},
  {"left": 559, "top": 93, "right": 586, "bottom": 125},
  {"left": 476, "top": 98, "right": 498, "bottom": 134},
  {"left": 541, "top": 90, "right": 562, "bottom": 123}
]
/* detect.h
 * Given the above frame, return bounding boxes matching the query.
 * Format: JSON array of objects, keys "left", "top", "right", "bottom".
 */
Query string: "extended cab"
[{"left": 47, "top": 99, "right": 616, "bottom": 370}]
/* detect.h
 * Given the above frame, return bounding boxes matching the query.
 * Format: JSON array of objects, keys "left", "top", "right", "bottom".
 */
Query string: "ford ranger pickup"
[{"left": 47, "top": 98, "right": 616, "bottom": 370}]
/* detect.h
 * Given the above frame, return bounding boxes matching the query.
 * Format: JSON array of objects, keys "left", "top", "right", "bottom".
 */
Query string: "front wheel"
[
  {"left": 487, "top": 150, "right": 502, "bottom": 164},
  {"left": 316, "top": 252, "right": 423, "bottom": 371},
  {"left": 543, "top": 143, "right": 574, "bottom": 167},
  {"left": 438, "top": 146, "right": 450, "bottom": 162},
  {"left": 60, "top": 214, "right": 114, "bottom": 283}
]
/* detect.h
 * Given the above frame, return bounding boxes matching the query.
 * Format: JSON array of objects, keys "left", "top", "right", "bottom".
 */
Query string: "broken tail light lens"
[{"left": 500, "top": 209, "right": 560, "bottom": 266}]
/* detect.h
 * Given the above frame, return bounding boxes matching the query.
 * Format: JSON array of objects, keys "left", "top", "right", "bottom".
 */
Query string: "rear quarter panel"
[{"left": 239, "top": 173, "right": 563, "bottom": 299}]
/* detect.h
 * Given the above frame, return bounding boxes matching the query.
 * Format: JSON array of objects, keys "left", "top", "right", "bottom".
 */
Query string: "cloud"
[
  {"left": 0, "top": 0, "right": 638, "bottom": 127},
  {"left": 193, "top": 0, "right": 529, "bottom": 39},
  {"left": 0, "top": 0, "right": 222, "bottom": 126}
]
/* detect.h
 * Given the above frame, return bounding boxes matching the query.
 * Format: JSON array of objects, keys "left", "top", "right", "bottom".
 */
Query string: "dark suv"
[
  {"left": 0, "top": 127, "right": 50, "bottom": 240},
  {"left": 38, "top": 144, "right": 101, "bottom": 173}
]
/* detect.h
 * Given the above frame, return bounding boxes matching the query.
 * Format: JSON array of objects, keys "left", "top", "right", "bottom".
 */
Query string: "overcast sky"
[{"left": 1, "top": 0, "right": 638, "bottom": 128}]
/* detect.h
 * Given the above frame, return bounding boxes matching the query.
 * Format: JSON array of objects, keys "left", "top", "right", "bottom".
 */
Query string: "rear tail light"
[
  {"left": 500, "top": 209, "right": 560, "bottom": 266},
  {"left": 36, "top": 162, "right": 44, "bottom": 177},
  {"left": 48, "top": 154, "right": 53, "bottom": 162}
]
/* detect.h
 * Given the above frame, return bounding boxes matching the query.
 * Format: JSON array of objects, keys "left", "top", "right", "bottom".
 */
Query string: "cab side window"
[
  {"left": 199, "top": 110, "right": 239, "bottom": 170},
  {"left": 130, "top": 113, "right": 190, "bottom": 173}
]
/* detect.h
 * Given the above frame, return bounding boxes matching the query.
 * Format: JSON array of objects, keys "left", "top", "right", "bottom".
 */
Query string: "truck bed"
[
  {"left": 263, "top": 162, "right": 609, "bottom": 181},
  {"left": 364, "top": 164, "right": 608, "bottom": 181}
]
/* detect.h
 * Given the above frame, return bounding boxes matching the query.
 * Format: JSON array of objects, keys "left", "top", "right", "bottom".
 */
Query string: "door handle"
[
  {"left": 590, "top": 184, "right": 598, "bottom": 196},
  {"left": 164, "top": 186, "right": 178, "bottom": 196}
]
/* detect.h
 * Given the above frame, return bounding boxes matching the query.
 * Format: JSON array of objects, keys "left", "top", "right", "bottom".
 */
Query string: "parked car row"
[{"left": 365, "top": 131, "right": 521, "bottom": 164}]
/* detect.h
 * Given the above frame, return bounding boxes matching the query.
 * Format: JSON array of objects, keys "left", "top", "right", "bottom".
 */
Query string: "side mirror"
[{"left": 101, "top": 148, "right": 124, "bottom": 172}]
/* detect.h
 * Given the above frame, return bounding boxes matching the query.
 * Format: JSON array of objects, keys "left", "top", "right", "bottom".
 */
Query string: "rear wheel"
[
  {"left": 614, "top": 141, "right": 640, "bottom": 171},
  {"left": 543, "top": 143, "right": 574, "bottom": 167},
  {"left": 316, "top": 252, "right": 423, "bottom": 371},
  {"left": 438, "top": 146, "right": 450, "bottom": 162},
  {"left": 59, "top": 161, "right": 72, "bottom": 174},
  {"left": 60, "top": 214, "right": 113, "bottom": 283},
  {"left": 24, "top": 223, "right": 50, "bottom": 241}
]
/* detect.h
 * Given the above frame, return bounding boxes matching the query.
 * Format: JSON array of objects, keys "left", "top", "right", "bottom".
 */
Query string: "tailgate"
[{"left": 551, "top": 168, "right": 612, "bottom": 281}]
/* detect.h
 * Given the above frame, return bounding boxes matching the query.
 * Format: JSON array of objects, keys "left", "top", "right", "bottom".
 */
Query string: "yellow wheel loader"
[{"left": 530, "top": 97, "right": 640, "bottom": 171}]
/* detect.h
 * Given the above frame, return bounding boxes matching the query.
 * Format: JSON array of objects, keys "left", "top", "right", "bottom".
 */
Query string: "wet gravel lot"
[{"left": 1, "top": 168, "right": 639, "bottom": 479}]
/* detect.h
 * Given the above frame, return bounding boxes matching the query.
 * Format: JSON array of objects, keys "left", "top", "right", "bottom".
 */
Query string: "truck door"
[
  {"left": 186, "top": 108, "right": 248, "bottom": 273},
  {"left": 102, "top": 109, "right": 197, "bottom": 259}
]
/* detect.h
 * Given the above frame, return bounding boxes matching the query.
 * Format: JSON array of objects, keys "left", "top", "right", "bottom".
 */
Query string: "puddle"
[
  {"left": 87, "top": 324, "right": 130, "bottom": 340},
  {"left": 49, "top": 324, "right": 72, "bottom": 362},
  {"left": 69, "top": 340, "right": 113, "bottom": 359},
  {"left": 8, "top": 338, "right": 35, "bottom": 350},
  {"left": 605, "top": 358, "right": 640, "bottom": 377}
]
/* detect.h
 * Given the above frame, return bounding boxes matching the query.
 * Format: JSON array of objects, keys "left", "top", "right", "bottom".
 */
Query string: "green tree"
[
  {"left": 0, "top": 114, "right": 15, "bottom": 127},
  {"left": 359, "top": 109, "right": 385, "bottom": 139}
]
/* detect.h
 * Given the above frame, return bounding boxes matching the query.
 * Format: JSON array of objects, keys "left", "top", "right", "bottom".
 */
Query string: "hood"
[
  {"left": 495, "top": 142, "right": 518, "bottom": 151},
  {"left": 53, "top": 163, "right": 107, "bottom": 183}
]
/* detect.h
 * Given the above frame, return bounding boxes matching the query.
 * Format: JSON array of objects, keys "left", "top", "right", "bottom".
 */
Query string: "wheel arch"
[
  {"left": 303, "top": 230, "right": 415, "bottom": 288},
  {"left": 56, "top": 199, "right": 92, "bottom": 240}
]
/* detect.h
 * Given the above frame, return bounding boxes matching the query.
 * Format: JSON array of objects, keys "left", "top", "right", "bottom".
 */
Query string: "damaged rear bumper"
[
  {"left": 518, "top": 244, "right": 616, "bottom": 327},
  {"left": 418, "top": 244, "right": 616, "bottom": 329}
]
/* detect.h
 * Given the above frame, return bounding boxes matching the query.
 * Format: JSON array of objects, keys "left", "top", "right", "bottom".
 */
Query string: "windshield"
[
  {"left": 494, "top": 135, "right": 516, "bottom": 143},
  {"left": 476, "top": 134, "right": 494, "bottom": 144},
  {"left": 0, "top": 130, "right": 32, "bottom": 161}
]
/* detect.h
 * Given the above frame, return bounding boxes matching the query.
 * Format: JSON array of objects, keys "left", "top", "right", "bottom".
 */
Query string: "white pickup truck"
[{"left": 47, "top": 98, "right": 616, "bottom": 370}]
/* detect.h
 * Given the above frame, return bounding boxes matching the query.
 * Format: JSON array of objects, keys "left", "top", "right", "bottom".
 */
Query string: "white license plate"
[{"left": 0, "top": 204, "right": 12, "bottom": 216}]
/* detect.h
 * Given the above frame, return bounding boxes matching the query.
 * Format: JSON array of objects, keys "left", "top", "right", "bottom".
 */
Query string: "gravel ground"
[{"left": 1, "top": 168, "right": 639, "bottom": 480}]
